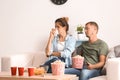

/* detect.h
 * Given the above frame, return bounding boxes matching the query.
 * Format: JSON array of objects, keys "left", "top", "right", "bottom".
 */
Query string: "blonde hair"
[{"left": 62, "top": 17, "right": 69, "bottom": 22}]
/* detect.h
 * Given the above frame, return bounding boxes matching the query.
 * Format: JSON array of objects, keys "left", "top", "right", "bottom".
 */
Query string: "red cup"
[
  {"left": 28, "top": 67, "right": 34, "bottom": 76},
  {"left": 11, "top": 67, "right": 17, "bottom": 76},
  {"left": 18, "top": 67, "right": 24, "bottom": 76}
]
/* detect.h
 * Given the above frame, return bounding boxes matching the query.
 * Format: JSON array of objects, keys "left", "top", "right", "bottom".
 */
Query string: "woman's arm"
[
  {"left": 60, "top": 36, "right": 76, "bottom": 58},
  {"left": 45, "top": 29, "right": 56, "bottom": 57}
]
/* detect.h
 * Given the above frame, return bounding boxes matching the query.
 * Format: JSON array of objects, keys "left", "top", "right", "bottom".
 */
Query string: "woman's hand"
[
  {"left": 49, "top": 28, "right": 56, "bottom": 41},
  {"left": 52, "top": 52, "right": 61, "bottom": 57},
  {"left": 46, "top": 53, "right": 50, "bottom": 57}
]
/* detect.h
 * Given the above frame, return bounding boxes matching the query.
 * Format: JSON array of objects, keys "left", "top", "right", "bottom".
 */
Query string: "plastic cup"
[
  {"left": 11, "top": 66, "right": 17, "bottom": 76},
  {"left": 28, "top": 67, "right": 34, "bottom": 76},
  {"left": 18, "top": 67, "right": 24, "bottom": 76}
]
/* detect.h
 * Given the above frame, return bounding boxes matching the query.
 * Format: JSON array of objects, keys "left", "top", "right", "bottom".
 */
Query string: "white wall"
[{"left": 0, "top": 0, "right": 120, "bottom": 56}]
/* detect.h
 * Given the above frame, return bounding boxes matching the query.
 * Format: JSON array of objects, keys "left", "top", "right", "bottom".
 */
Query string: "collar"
[{"left": 56, "top": 34, "right": 70, "bottom": 41}]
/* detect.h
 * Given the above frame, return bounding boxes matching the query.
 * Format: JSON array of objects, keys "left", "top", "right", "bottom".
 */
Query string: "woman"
[{"left": 42, "top": 17, "right": 76, "bottom": 73}]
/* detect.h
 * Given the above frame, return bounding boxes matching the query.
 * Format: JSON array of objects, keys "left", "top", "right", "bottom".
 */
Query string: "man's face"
[{"left": 85, "top": 24, "right": 97, "bottom": 37}]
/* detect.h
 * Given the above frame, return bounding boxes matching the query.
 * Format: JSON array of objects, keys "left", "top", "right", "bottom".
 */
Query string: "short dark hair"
[
  {"left": 85, "top": 21, "right": 99, "bottom": 30},
  {"left": 55, "top": 17, "right": 69, "bottom": 32}
]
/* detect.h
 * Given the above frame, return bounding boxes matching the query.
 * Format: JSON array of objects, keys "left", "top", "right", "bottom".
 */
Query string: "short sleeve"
[{"left": 100, "top": 42, "right": 109, "bottom": 56}]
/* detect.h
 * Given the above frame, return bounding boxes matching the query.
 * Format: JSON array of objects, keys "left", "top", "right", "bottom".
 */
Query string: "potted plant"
[
  {"left": 77, "top": 25, "right": 84, "bottom": 34},
  {"left": 76, "top": 25, "right": 84, "bottom": 40}
]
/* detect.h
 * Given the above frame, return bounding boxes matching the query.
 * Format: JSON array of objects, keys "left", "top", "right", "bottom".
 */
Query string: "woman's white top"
[{"left": 57, "top": 41, "right": 65, "bottom": 52}]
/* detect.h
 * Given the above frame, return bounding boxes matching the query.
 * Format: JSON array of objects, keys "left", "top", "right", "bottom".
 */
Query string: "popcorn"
[
  {"left": 51, "top": 60, "right": 65, "bottom": 75},
  {"left": 72, "top": 55, "right": 84, "bottom": 69},
  {"left": 34, "top": 67, "right": 46, "bottom": 75},
  {"left": 52, "top": 60, "right": 64, "bottom": 64},
  {"left": 73, "top": 55, "right": 82, "bottom": 58}
]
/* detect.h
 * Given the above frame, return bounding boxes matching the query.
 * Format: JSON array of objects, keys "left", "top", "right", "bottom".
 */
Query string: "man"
[{"left": 65, "top": 21, "right": 109, "bottom": 80}]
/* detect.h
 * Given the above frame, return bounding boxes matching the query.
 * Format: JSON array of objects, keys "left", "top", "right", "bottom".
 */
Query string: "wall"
[{"left": 0, "top": 0, "right": 120, "bottom": 56}]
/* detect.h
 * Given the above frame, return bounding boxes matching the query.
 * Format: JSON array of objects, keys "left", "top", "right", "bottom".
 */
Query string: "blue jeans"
[{"left": 65, "top": 67, "right": 101, "bottom": 80}]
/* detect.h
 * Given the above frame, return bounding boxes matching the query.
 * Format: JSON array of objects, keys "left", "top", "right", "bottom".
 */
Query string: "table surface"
[{"left": 0, "top": 72, "right": 78, "bottom": 80}]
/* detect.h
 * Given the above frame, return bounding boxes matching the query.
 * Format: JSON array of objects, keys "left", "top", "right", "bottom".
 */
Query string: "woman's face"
[{"left": 55, "top": 22, "right": 66, "bottom": 35}]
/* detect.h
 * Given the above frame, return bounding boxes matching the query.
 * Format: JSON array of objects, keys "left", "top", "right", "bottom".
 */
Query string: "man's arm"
[{"left": 87, "top": 54, "right": 106, "bottom": 69}]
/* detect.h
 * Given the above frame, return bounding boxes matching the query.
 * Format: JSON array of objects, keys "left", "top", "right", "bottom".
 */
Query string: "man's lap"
[
  {"left": 80, "top": 69, "right": 101, "bottom": 80},
  {"left": 65, "top": 68, "right": 101, "bottom": 80}
]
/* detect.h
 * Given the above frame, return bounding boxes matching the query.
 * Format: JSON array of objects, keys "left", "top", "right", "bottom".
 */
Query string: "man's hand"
[{"left": 87, "top": 62, "right": 94, "bottom": 70}]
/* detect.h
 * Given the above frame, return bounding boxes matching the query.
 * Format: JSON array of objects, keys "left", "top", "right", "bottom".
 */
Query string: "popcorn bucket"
[
  {"left": 51, "top": 60, "right": 65, "bottom": 75},
  {"left": 72, "top": 55, "right": 84, "bottom": 69}
]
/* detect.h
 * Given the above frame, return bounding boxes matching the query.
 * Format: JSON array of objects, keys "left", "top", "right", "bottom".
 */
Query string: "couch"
[
  {"left": 1, "top": 46, "right": 120, "bottom": 80},
  {"left": 1, "top": 53, "right": 120, "bottom": 80},
  {"left": 1, "top": 52, "right": 48, "bottom": 71}
]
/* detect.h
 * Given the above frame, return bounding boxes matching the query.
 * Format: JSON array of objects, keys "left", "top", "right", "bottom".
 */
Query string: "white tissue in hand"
[{"left": 55, "top": 30, "right": 58, "bottom": 36}]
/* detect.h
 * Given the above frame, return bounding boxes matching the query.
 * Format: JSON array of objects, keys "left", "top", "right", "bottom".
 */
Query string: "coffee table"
[{"left": 0, "top": 72, "right": 78, "bottom": 80}]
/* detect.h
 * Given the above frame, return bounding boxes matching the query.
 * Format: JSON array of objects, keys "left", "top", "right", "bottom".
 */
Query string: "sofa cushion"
[
  {"left": 32, "top": 52, "right": 48, "bottom": 67},
  {"left": 101, "top": 45, "right": 120, "bottom": 75},
  {"left": 1, "top": 53, "right": 34, "bottom": 71},
  {"left": 114, "top": 45, "right": 120, "bottom": 57},
  {"left": 101, "top": 48, "right": 114, "bottom": 75},
  {"left": 0, "top": 58, "right": 1, "bottom": 72},
  {"left": 107, "top": 45, "right": 120, "bottom": 58},
  {"left": 107, "top": 58, "right": 120, "bottom": 80},
  {"left": 1, "top": 52, "right": 48, "bottom": 72}
]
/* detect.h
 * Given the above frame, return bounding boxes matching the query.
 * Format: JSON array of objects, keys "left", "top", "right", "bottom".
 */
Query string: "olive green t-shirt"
[{"left": 76, "top": 39, "right": 109, "bottom": 64}]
